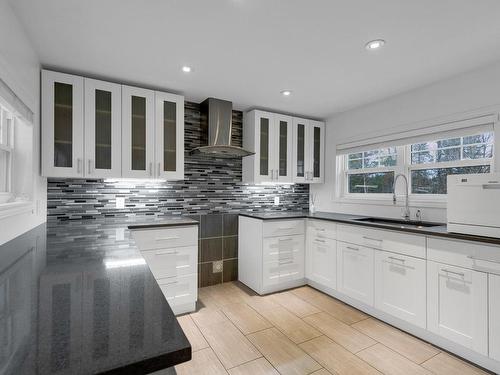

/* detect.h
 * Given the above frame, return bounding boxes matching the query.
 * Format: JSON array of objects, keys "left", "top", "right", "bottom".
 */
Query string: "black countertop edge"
[
  {"left": 100, "top": 347, "right": 191, "bottom": 375},
  {"left": 127, "top": 221, "right": 199, "bottom": 230},
  {"left": 238, "top": 211, "right": 500, "bottom": 246}
]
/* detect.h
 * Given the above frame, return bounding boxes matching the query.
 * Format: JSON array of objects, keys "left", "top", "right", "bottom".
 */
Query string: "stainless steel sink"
[{"left": 353, "top": 217, "right": 443, "bottom": 229}]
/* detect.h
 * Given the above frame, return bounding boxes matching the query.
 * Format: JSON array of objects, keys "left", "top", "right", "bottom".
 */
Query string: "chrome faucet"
[{"left": 393, "top": 173, "right": 410, "bottom": 220}]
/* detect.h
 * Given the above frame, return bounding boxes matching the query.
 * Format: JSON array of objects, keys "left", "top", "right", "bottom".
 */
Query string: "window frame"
[
  {"left": 0, "top": 106, "right": 14, "bottom": 195},
  {"left": 337, "top": 131, "right": 495, "bottom": 206}
]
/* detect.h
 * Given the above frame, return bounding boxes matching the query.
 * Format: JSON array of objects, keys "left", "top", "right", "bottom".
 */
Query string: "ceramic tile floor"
[{"left": 170, "top": 282, "right": 491, "bottom": 375}]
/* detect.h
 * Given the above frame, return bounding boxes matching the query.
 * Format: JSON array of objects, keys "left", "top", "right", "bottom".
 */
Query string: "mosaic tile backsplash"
[{"left": 47, "top": 101, "right": 309, "bottom": 286}]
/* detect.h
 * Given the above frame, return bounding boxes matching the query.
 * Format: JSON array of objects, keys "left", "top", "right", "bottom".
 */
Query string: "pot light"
[
  {"left": 182, "top": 66, "right": 192, "bottom": 73},
  {"left": 281, "top": 90, "right": 292, "bottom": 96},
  {"left": 365, "top": 39, "right": 386, "bottom": 50}
]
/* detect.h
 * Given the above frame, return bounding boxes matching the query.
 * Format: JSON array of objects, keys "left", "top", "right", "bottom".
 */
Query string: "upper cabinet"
[
  {"left": 42, "top": 71, "right": 84, "bottom": 178},
  {"left": 41, "top": 70, "right": 184, "bottom": 179},
  {"left": 292, "top": 118, "right": 324, "bottom": 183},
  {"left": 242, "top": 110, "right": 293, "bottom": 184},
  {"left": 243, "top": 110, "right": 324, "bottom": 184}
]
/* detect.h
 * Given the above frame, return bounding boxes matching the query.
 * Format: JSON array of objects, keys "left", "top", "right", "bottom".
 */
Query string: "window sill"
[
  {"left": 0, "top": 201, "right": 33, "bottom": 219},
  {"left": 336, "top": 195, "right": 447, "bottom": 209}
]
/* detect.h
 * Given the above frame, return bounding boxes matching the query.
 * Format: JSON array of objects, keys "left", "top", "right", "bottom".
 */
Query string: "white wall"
[
  {"left": 312, "top": 60, "right": 500, "bottom": 223},
  {"left": 0, "top": 0, "right": 46, "bottom": 245}
]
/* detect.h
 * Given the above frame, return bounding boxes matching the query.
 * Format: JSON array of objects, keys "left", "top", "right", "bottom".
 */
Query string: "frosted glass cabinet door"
[
  {"left": 42, "top": 70, "right": 84, "bottom": 177},
  {"left": 275, "top": 114, "right": 293, "bottom": 183},
  {"left": 84, "top": 78, "right": 122, "bottom": 178},
  {"left": 309, "top": 120, "right": 325, "bottom": 183},
  {"left": 292, "top": 118, "right": 309, "bottom": 183},
  {"left": 122, "top": 86, "right": 155, "bottom": 178},
  {"left": 257, "top": 113, "right": 275, "bottom": 183},
  {"left": 154, "top": 92, "right": 184, "bottom": 180}
]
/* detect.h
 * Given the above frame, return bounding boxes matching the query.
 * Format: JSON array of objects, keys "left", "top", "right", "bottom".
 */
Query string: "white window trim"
[{"left": 336, "top": 134, "right": 495, "bottom": 209}]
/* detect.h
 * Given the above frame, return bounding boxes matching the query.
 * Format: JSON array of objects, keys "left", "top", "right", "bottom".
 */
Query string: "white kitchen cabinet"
[
  {"left": 132, "top": 225, "right": 198, "bottom": 315},
  {"left": 306, "top": 220, "right": 337, "bottom": 289},
  {"left": 42, "top": 70, "right": 84, "bottom": 178},
  {"left": 292, "top": 118, "right": 324, "bottom": 183},
  {"left": 490, "top": 274, "right": 500, "bottom": 361},
  {"left": 155, "top": 91, "right": 184, "bottom": 180},
  {"left": 242, "top": 110, "right": 293, "bottom": 184},
  {"left": 84, "top": 78, "right": 122, "bottom": 178},
  {"left": 374, "top": 250, "right": 426, "bottom": 328},
  {"left": 337, "top": 241, "right": 374, "bottom": 305},
  {"left": 122, "top": 85, "right": 156, "bottom": 178},
  {"left": 239, "top": 216, "right": 306, "bottom": 294},
  {"left": 427, "top": 260, "right": 488, "bottom": 355}
]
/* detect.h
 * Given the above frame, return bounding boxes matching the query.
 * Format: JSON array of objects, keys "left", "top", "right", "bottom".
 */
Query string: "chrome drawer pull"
[
  {"left": 279, "top": 238, "right": 293, "bottom": 242},
  {"left": 388, "top": 256, "right": 405, "bottom": 263},
  {"left": 155, "top": 250, "right": 178, "bottom": 256},
  {"left": 278, "top": 227, "right": 294, "bottom": 231},
  {"left": 346, "top": 246, "right": 359, "bottom": 251},
  {"left": 279, "top": 260, "right": 294, "bottom": 265},
  {"left": 155, "top": 236, "right": 180, "bottom": 241},
  {"left": 442, "top": 269, "right": 465, "bottom": 277},
  {"left": 363, "top": 236, "right": 382, "bottom": 242},
  {"left": 315, "top": 228, "right": 325, "bottom": 231},
  {"left": 467, "top": 255, "right": 500, "bottom": 264}
]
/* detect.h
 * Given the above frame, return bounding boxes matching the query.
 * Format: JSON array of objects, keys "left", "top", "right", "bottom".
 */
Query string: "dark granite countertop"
[
  {"left": 0, "top": 216, "right": 198, "bottom": 375},
  {"left": 239, "top": 210, "right": 500, "bottom": 246}
]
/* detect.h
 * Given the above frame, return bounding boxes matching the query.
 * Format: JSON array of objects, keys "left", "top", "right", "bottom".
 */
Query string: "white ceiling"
[{"left": 9, "top": 0, "right": 500, "bottom": 119}]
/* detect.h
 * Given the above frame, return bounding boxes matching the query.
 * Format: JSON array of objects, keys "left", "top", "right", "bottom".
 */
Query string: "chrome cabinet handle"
[
  {"left": 441, "top": 269, "right": 465, "bottom": 277},
  {"left": 388, "top": 256, "right": 405, "bottom": 263},
  {"left": 279, "top": 260, "right": 294, "bottom": 265},
  {"left": 157, "top": 162, "right": 161, "bottom": 177},
  {"left": 77, "top": 158, "right": 82, "bottom": 174},
  {"left": 155, "top": 250, "right": 178, "bottom": 256},
  {"left": 275, "top": 169, "right": 279, "bottom": 180},
  {"left": 467, "top": 255, "right": 500, "bottom": 264},
  {"left": 363, "top": 236, "right": 383, "bottom": 242},
  {"left": 149, "top": 162, "right": 153, "bottom": 177},
  {"left": 346, "top": 246, "right": 359, "bottom": 251},
  {"left": 88, "top": 159, "right": 92, "bottom": 175},
  {"left": 155, "top": 236, "right": 180, "bottom": 241},
  {"left": 314, "top": 238, "right": 326, "bottom": 243}
]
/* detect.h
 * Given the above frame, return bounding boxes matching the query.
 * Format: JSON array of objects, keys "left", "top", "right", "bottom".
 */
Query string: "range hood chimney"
[{"left": 190, "top": 98, "right": 254, "bottom": 158}]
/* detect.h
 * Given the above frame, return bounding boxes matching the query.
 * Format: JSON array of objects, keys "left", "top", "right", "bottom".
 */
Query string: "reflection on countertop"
[{"left": 0, "top": 216, "right": 196, "bottom": 375}]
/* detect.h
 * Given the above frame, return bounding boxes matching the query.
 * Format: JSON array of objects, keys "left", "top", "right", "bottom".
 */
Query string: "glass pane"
[
  {"left": 163, "top": 101, "right": 177, "bottom": 172},
  {"left": 411, "top": 143, "right": 428, "bottom": 152},
  {"left": 463, "top": 132, "right": 493, "bottom": 145},
  {"left": 95, "top": 90, "right": 112, "bottom": 170},
  {"left": 436, "top": 147, "right": 460, "bottom": 162},
  {"left": 348, "top": 153, "right": 362, "bottom": 160},
  {"left": 313, "top": 126, "right": 320, "bottom": 177},
  {"left": 131, "top": 96, "right": 146, "bottom": 171},
  {"left": 0, "top": 150, "right": 8, "bottom": 192},
  {"left": 348, "top": 172, "right": 394, "bottom": 193},
  {"left": 296, "top": 124, "right": 305, "bottom": 177},
  {"left": 259, "top": 118, "right": 269, "bottom": 176},
  {"left": 411, "top": 165, "right": 490, "bottom": 194},
  {"left": 279, "top": 121, "right": 287, "bottom": 176},
  {"left": 411, "top": 151, "right": 434, "bottom": 164},
  {"left": 348, "top": 159, "right": 362, "bottom": 169},
  {"left": 379, "top": 154, "right": 397, "bottom": 167},
  {"left": 54, "top": 82, "right": 73, "bottom": 168},
  {"left": 437, "top": 138, "right": 460, "bottom": 148},
  {"left": 463, "top": 144, "right": 493, "bottom": 159}
]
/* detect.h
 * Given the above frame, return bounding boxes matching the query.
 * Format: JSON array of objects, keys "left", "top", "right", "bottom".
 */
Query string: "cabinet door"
[
  {"left": 275, "top": 114, "right": 293, "bottom": 183},
  {"left": 306, "top": 236, "right": 336, "bottom": 289},
  {"left": 490, "top": 274, "right": 500, "bottom": 361},
  {"left": 84, "top": 78, "right": 121, "bottom": 178},
  {"left": 155, "top": 92, "right": 184, "bottom": 180},
  {"left": 427, "top": 261, "right": 488, "bottom": 355},
  {"left": 308, "top": 121, "right": 324, "bottom": 183},
  {"left": 42, "top": 70, "right": 84, "bottom": 178},
  {"left": 337, "top": 241, "right": 374, "bottom": 306},
  {"left": 374, "top": 251, "right": 426, "bottom": 328},
  {"left": 292, "top": 118, "right": 309, "bottom": 183},
  {"left": 256, "top": 112, "right": 275, "bottom": 183},
  {"left": 122, "top": 86, "right": 155, "bottom": 178}
]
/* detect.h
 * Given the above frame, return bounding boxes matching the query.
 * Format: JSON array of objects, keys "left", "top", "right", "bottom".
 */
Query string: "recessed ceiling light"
[
  {"left": 182, "top": 66, "right": 192, "bottom": 73},
  {"left": 281, "top": 90, "right": 292, "bottom": 96},
  {"left": 365, "top": 39, "right": 386, "bottom": 50}
]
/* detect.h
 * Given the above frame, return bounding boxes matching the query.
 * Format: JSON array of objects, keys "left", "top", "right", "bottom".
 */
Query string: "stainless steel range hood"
[{"left": 190, "top": 98, "right": 254, "bottom": 158}]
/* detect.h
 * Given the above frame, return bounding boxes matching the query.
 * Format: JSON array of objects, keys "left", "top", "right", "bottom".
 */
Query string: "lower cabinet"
[
  {"left": 132, "top": 225, "right": 198, "bottom": 315},
  {"left": 374, "top": 251, "right": 426, "bottom": 328},
  {"left": 489, "top": 274, "right": 500, "bottom": 361},
  {"left": 337, "top": 241, "right": 374, "bottom": 306},
  {"left": 306, "top": 236, "right": 337, "bottom": 289},
  {"left": 427, "top": 261, "right": 488, "bottom": 355}
]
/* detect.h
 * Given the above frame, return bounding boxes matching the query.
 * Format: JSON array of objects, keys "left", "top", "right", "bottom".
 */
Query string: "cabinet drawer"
[
  {"left": 141, "top": 246, "right": 197, "bottom": 280},
  {"left": 158, "top": 273, "right": 197, "bottom": 313},
  {"left": 132, "top": 226, "right": 197, "bottom": 250},
  {"left": 307, "top": 219, "right": 336, "bottom": 239},
  {"left": 263, "top": 235, "right": 304, "bottom": 262},
  {"left": 337, "top": 224, "right": 425, "bottom": 258},
  {"left": 263, "top": 219, "right": 304, "bottom": 237},
  {"left": 427, "top": 237, "right": 500, "bottom": 274}
]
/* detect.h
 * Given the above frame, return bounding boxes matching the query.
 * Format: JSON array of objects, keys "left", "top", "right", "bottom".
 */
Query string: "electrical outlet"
[
  {"left": 213, "top": 261, "right": 223, "bottom": 273},
  {"left": 115, "top": 228, "right": 125, "bottom": 241},
  {"left": 116, "top": 197, "right": 125, "bottom": 209},
  {"left": 274, "top": 196, "right": 280, "bottom": 206}
]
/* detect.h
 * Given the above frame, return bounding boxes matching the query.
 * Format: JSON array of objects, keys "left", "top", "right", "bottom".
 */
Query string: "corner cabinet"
[
  {"left": 242, "top": 110, "right": 293, "bottom": 183},
  {"left": 292, "top": 119, "right": 324, "bottom": 183},
  {"left": 242, "top": 110, "right": 324, "bottom": 184},
  {"left": 41, "top": 70, "right": 184, "bottom": 179}
]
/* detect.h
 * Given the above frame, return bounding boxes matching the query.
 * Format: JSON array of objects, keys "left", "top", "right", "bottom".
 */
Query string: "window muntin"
[
  {"left": 348, "top": 147, "right": 397, "bottom": 170},
  {"left": 0, "top": 106, "right": 13, "bottom": 194}
]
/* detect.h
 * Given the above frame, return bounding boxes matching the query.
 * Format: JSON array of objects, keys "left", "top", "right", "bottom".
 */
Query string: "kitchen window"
[
  {"left": 0, "top": 105, "right": 14, "bottom": 202},
  {"left": 338, "top": 120, "right": 496, "bottom": 203}
]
